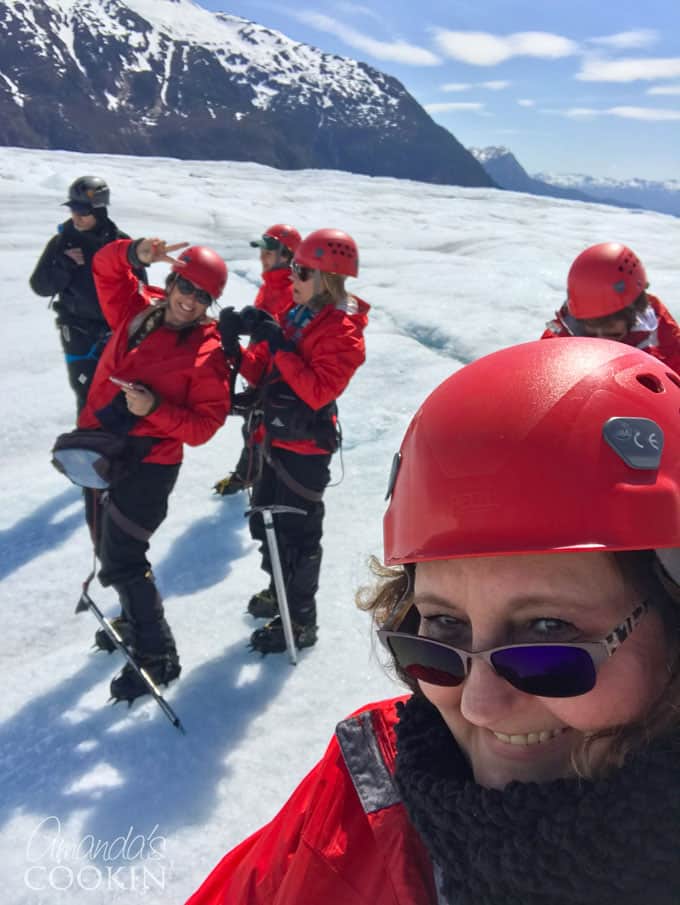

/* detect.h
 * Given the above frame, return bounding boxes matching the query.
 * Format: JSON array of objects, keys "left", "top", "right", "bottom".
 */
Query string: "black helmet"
[{"left": 63, "top": 175, "right": 110, "bottom": 209}]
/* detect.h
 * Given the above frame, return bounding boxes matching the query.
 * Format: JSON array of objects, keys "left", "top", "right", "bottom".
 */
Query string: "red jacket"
[
  {"left": 78, "top": 240, "right": 232, "bottom": 465},
  {"left": 185, "top": 697, "right": 437, "bottom": 905},
  {"left": 541, "top": 294, "right": 680, "bottom": 373},
  {"left": 253, "top": 267, "right": 294, "bottom": 321},
  {"left": 240, "top": 295, "right": 370, "bottom": 455}
]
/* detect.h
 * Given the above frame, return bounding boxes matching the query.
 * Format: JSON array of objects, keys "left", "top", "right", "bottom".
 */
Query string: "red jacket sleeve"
[
  {"left": 184, "top": 735, "right": 376, "bottom": 905},
  {"left": 142, "top": 345, "right": 230, "bottom": 446},
  {"left": 92, "top": 239, "right": 148, "bottom": 330},
  {"left": 239, "top": 340, "right": 271, "bottom": 387},
  {"left": 254, "top": 269, "right": 294, "bottom": 320},
  {"left": 274, "top": 318, "right": 366, "bottom": 410}
]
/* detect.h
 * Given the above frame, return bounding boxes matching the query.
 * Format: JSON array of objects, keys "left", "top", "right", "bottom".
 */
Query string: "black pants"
[
  {"left": 249, "top": 449, "right": 331, "bottom": 626},
  {"left": 91, "top": 462, "right": 180, "bottom": 655},
  {"left": 57, "top": 320, "right": 110, "bottom": 415}
]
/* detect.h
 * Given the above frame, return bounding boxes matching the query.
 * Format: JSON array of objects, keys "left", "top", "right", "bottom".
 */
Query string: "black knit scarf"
[{"left": 393, "top": 695, "right": 680, "bottom": 905}]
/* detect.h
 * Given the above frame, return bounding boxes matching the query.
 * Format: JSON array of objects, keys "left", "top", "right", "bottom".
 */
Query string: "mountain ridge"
[
  {"left": 470, "top": 145, "right": 678, "bottom": 217},
  {"left": 0, "top": 0, "right": 493, "bottom": 187}
]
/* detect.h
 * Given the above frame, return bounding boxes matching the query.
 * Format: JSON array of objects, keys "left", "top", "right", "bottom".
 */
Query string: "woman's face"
[
  {"left": 291, "top": 267, "right": 317, "bottom": 308},
  {"left": 413, "top": 551, "right": 669, "bottom": 789},
  {"left": 581, "top": 316, "right": 629, "bottom": 340},
  {"left": 259, "top": 249, "right": 278, "bottom": 272},
  {"left": 70, "top": 210, "right": 97, "bottom": 232}
]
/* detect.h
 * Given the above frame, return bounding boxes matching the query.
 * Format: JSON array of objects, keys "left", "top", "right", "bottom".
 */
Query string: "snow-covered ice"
[{"left": 1, "top": 145, "right": 679, "bottom": 903}]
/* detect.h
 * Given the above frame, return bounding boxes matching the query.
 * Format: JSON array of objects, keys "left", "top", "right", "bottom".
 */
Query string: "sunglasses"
[
  {"left": 70, "top": 204, "right": 94, "bottom": 216},
  {"left": 174, "top": 275, "right": 213, "bottom": 306},
  {"left": 291, "top": 261, "right": 314, "bottom": 282},
  {"left": 378, "top": 601, "right": 648, "bottom": 698}
]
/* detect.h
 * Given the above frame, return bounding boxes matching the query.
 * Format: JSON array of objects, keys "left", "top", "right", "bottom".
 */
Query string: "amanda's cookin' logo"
[{"left": 24, "top": 816, "right": 170, "bottom": 893}]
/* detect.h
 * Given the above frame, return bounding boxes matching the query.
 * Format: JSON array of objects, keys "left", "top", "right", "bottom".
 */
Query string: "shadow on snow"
[
  {"left": 0, "top": 487, "right": 83, "bottom": 582},
  {"left": 0, "top": 639, "right": 293, "bottom": 859}
]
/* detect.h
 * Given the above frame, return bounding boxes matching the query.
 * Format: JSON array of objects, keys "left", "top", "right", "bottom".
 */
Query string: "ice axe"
[{"left": 247, "top": 504, "right": 306, "bottom": 665}]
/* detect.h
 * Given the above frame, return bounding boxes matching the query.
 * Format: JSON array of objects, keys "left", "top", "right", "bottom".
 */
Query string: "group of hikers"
[
  {"left": 32, "top": 175, "right": 368, "bottom": 702},
  {"left": 31, "top": 173, "right": 680, "bottom": 904}
]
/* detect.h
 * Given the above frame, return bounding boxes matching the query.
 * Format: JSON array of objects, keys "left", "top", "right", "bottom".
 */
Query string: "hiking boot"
[
  {"left": 109, "top": 650, "right": 181, "bottom": 703},
  {"left": 213, "top": 472, "right": 252, "bottom": 496},
  {"left": 249, "top": 617, "right": 317, "bottom": 655},
  {"left": 94, "top": 616, "right": 133, "bottom": 653},
  {"left": 247, "top": 587, "right": 278, "bottom": 619}
]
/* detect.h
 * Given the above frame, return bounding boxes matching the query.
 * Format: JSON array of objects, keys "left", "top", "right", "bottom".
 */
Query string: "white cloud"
[
  {"left": 576, "top": 57, "right": 680, "bottom": 82},
  {"left": 425, "top": 102, "right": 485, "bottom": 113},
  {"left": 563, "top": 107, "right": 599, "bottom": 118},
  {"left": 334, "top": 2, "right": 384, "bottom": 25},
  {"left": 293, "top": 11, "right": 441, "bottom": 65},
  {"left": 588, "top": 30, "right": 658, "bottom": 49},
  {"left": 517, "top": 99, "right": 535, "bottom": 107},
  {"left": 608, "top": 105, "right": 680, "bottom": 121},
  {"left": 432, "top": 29, "right": 578, "bottom": 66},
  {"left": 561, "top": 105, "right": 680, "bottom": 121},
  {"left": 441, "top": 80, "right": 509, "bottom": 92},
  {"left": 647, "top": 83, "right": 680, "bottom": 95}
]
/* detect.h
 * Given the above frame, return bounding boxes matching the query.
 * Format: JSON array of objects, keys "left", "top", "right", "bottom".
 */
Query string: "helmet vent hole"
[
  {"left": 666, "top": 372, "right": 680, "bottom": 390},
  {"left": 636, "top": 373, "right": 664, "bottom": 394}
]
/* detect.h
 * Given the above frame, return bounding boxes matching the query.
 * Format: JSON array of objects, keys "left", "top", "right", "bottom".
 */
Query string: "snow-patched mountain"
[
  {"left": 0, "top": 0, "right": 492, "bottom": 187},
  {"left": 468, "top": 146, "right": 646, "bottom": 213},
  {"left": 535, "top": 172, "right": 680, "bottom": 218}
]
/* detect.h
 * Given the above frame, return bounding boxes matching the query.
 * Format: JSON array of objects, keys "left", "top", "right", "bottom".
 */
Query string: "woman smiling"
[{"left": 188, "top": 338, "right": 680, "bottom": 904}]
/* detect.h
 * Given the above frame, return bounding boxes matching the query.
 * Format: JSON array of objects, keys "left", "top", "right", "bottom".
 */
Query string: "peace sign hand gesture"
[{"left": 135, "top": 239, "right": 189, "bottom": 266}]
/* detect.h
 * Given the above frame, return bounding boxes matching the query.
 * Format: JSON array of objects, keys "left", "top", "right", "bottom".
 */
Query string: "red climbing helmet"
[
  {"left": 567, "top": 243, "right": 649, "bottom": 319},
  {"left": 293, "top": 229, "right": 359, "bottom": 277},
  {"left": 251, "top": 224, "right": 302, "bottom": 254},
  {"left": 384, "top": 338, "right": 680, "bottom": 564},
  {"left": 171, "top": 246, "right": 228, "bottom": 300}
]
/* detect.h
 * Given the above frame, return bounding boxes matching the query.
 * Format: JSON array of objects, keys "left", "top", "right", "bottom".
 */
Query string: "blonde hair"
[
  {"left": 307, "top": 271, "right": 351, "bottom": 311},
  {"left": 356, "top": 553, "right": 680, "bottom": 779}
]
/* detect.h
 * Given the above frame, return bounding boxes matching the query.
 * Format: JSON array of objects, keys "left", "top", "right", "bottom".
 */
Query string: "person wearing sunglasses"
[
  {"left": 218, "top": 229, "right": 369, "bottom": 653},
  {"left": 213, "top": 223, "right": 301, "bottom": 498},
  {"left": 29, "top": 176, "right": 147, "bottom": 418},
  {"left": 77, "top": 237, "right": 233, "bottom": 703},
  {"left": 542, "top": 242, "right": 680, "bottom": 373},
  {"left": 187, "top": 338, "right": 680, "bottom": 905}
]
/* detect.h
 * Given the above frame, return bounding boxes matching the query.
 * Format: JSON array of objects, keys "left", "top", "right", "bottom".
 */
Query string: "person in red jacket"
[
  {"left": 187, "top": 339, "right": 680, "bottom": 905},
  {"left": 213, "top": 223, "right": 302, "bottom": 496},
  {"left": 218, "top": 229, "right": 369, "bottom": 652},
  {"left": 542, "top": 242, "right": 680, "bottom": 372},
  {"left": 80, "top": 237, "right": 232, "bottom": 702}
]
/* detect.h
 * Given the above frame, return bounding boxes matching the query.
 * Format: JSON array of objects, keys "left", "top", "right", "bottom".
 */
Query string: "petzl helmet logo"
[{"left": 603, "top": 417, "right": 663, "bottom": 470}]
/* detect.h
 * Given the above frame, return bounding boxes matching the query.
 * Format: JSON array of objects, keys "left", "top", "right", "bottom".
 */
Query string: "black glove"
[
  {"left": 251, "top": 318, "right": 293, "bottom": 354},
  {"left": 238, "top": 305, "right": 270, "bottom": 335},
  {"left": 218, "top": 307, "right": 243, "bottom": 356},
  {"left": 94, "top": 392, "right": 140, "bottom": 435}
]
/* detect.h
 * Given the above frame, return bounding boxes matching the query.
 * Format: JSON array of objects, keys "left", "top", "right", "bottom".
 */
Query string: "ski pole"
[
  {"left": 77, "top": 584, "right": 185, "bottom": 734},
  {"left": 247, "top": 504, "right": 306, "bottom": 666}
]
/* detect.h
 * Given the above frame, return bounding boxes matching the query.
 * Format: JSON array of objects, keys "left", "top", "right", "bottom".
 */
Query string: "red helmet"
[
  {"left": 567, "top": 243, "right": 648, "bottom": 319},
  {"left": 262, "top": 224, "right": 302, "bottom": 254},
  {"left": 294, "top": 229, "right": 359, "bottom": 277},
  {"left": 171, "top": 246, "right": 227, "bottom": 300},
  {"left": 384, "top": 338, "right": 680, "bottom": 565}
]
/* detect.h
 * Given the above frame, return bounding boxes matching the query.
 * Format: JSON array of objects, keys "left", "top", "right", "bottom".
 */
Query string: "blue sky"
[{"left": 197, "top": 0, "right": 680, "bottom": 181}]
